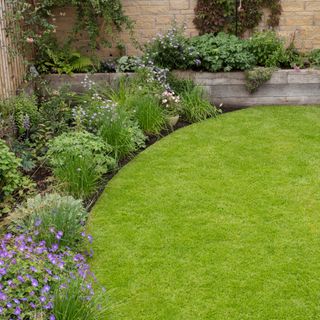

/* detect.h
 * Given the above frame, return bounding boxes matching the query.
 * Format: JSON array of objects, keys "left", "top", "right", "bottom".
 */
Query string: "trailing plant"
[
  {"left": 180, "top": 87, "right": 220, "bottom": 123},
  {"left": 48, "top": 131, "right": 115, "bottom": 199},
  {"left": 9, "top": 193, "right": 88, "bottom": 249},
  {"left": 245, "top": 67, "right": 274, "bottom": 93},
  {"left": 0, "top": 140, "right": 34, "bottom": 216},
  {"left": 191, "top": 32, "right": 255, "bottom": 72},
  {"left": 194, "top": 0, "right": 282, "bottom": 36},
  {"left": 6, "top": 0, "right": 132, "bottom": 64}
]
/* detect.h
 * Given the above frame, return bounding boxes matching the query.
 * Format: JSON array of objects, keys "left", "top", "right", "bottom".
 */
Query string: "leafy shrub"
[
  {"left": 144, "top": 25, "right": 198, "bottom": 70},
  {"left": 126, "top": 93, "right": 166, "bottom": 135},
  {"left": 53, "top": 278, "right": 106, "bottom": 320},
  {"left": 0, "top": 230, "right": 103, "bottom": 319},
  {"left": 308, "top": 49, "right": 320, "bottom": 67},
  {"left": 191, "top": 33, "right": 256, "bottom": 72},
  {"left": 248, "top": 31, "right": 286, "bottom": 67},
  {"left": 116, "top": 56, "right": 141, "bottom": 72},
  {"left": 0, "top": 140, "right": 33, "bottom": 215},
  {"left": 10, "top": 193, "right": 87, "bottom": 249},
  {"left": 245, "top": 67, "right": 274, "bottom": 93},
  {"left": 48, "top": 131, "right": 115, "bottom": 199},
  {"left": 180, "top": 86, "right": 220, "bottom": 123}
]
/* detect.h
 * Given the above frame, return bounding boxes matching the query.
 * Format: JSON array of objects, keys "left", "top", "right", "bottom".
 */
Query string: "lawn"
[{"left": 88, "top": 106, "right": 320, "bottom": 319}]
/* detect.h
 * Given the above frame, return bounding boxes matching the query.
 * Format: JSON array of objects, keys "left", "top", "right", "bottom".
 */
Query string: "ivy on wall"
[
  {"left": 193, "top": 0, "right": 282, "bottom": 36},
  {"left": 6, "top": 0, "right": 132, "bottom": 60}
]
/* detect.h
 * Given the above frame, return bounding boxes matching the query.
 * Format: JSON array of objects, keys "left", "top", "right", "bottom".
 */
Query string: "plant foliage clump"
[{"left": 245, "top": 67, "right": 274, "bottom": 93}]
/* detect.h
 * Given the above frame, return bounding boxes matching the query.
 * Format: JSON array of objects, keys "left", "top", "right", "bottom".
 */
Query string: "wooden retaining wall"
[
  {"left": 44, "top": 69, "right": 320, "bottom": 108},
  {"left": 174, "top": 69, "right": 320, "bottom": 108}
]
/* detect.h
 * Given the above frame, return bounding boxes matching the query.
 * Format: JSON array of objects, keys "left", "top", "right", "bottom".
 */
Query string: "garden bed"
[{"left": 43, "top": 69, "right": 320, "bottom": 108}]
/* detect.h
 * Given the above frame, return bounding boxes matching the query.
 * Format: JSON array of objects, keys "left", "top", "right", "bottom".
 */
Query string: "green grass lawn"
[{"left": 88, "top": 106, "right": 320, "bottom": 319}]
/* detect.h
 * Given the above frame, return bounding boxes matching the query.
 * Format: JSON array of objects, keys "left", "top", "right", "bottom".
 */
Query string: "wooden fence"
[{"left": 0, "top": 0, "right": 26, "bottom": 99}]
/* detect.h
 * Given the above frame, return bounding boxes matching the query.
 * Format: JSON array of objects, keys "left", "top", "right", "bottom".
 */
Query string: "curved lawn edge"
[{"left": 88, "top": 106, "right": 320, "bottom": 320}]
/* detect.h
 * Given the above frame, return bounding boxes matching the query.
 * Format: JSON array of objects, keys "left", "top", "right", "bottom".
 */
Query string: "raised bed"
[{"left": 43, "top": 69, "right": 320, "bottom": 108}]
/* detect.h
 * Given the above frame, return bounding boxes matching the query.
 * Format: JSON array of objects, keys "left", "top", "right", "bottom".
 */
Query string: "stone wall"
[{"left": 53, "top": 0, "right": 320, "bottom": 57}]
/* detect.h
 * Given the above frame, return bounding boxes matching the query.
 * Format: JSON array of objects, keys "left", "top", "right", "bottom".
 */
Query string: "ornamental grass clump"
[
  {"left": 48, "top": 131, "right": 116, "bottom": 200},
  {"left": 9, "top": 194, "right": 88, "bottom": 249},
  {"left": 0, "top": 230, "right": 103, "bottom": 319},
  {"left": 126, "top": 93, "right": 166, "bottom": 135},
  {"left": 180, "top": 86, "right": 220, "bottom": 123}
]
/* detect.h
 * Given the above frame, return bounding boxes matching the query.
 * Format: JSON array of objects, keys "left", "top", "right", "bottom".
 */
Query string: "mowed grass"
[{"left": 88, "top": 106, "right": 320, "bottom": 320}]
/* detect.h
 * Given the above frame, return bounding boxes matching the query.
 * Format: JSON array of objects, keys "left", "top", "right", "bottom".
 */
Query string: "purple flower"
[
  {"left": 30, "top": 266, "right": 37, "bottom": 272},
  {"left": 17, "top": 275, "right": 25, "bottom": 283},
  {"left": 0, "top": 292, "right": 7, "bottom": 301},
  {"left": 35, "top": 219, "right": 42, "bottom": 227},
  {"left": 50, "top": 315, "right": 55, "bottom": 320},
  {"left": 56, "top": 231, "right": 63, "bottom": 240},
  {"left": 40, "top": 296, "right": 46, "bottom": 303},
  {"left": 41, "top": 285, "right": 50, "bottom": 294},
  {"left": 31, "top": 278, "right": 38, "bottom": 287},
  {"left": 87, "top": 234, "right": 93, "bottom": 244},
  {"left": 14, "top": 307, "right": 21, "bottom": 315},
  {"left": 0, "top": 268, "right": 6, "bottom": 276}
]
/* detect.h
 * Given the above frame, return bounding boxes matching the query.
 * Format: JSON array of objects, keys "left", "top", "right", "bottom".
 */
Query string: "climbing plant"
[
  {"left": 5, "top": 0, "right": 132, "bottom": 61},
  {"left": 193, "top": 0, "right": 282, "bottom": 35}
]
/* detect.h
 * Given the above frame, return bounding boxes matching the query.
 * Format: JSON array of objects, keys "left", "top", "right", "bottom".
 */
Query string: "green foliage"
[
  {"left": 48, "top": 131, "right": 115, "bottom": 199},
  {"left": 248, "top": 31, "right": 286, "bottom": 67},
  {"left": 144, "top": 25, "right": 198, "bottom": 70},
  {"left": 167, "top": 73, "right": 196, "bottom": 95},
  {"left": 0, "top": 94, "right": 40, "bottom": 137},
  {"left": 126, "top": 94, "right": 166, "bottom": 135},
  {"left": 116, "top": 56, "right": 141, "bottom": 73},
  {"left": 10, "top": 193, "right": 87, "bottom": 249},
  {"left": 0, "top": 140, "right": 33, "bottom": 215},
  {"left": 191, "top": 33, "right": 256, "bottom": 72},
  {"left": 308, "top": 49, "right": 320, "bottom": 67},
  {"left": 97, "top": 108, "right": 146, "bottom": 160},
  {"left": 7, "top": 0, "right": 132, "bottom": 63},
  {"left": 53, "top": 278, "right": 107, "bottom": 320},
  {"left": 245, "top": 67, "right": 274, "bottom": 93},
  {"left": 180, "top": 86, "right": 220, "bottom": 123},
  {"left": 37, "top": 47, "right": 94, "bottom": 74},
  {"left": 194, "top": 0, "right": 282, "bottom": 35}
]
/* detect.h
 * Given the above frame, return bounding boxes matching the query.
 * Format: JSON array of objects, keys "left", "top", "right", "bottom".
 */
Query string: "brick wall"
[{"left": 53, "top": 0, "right": 320, "bottom": 58}]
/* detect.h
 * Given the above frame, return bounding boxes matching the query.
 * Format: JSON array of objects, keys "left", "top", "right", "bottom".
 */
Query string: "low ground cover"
[{"left": 89, "top": 106, "right": 320, "bottom": 319}]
